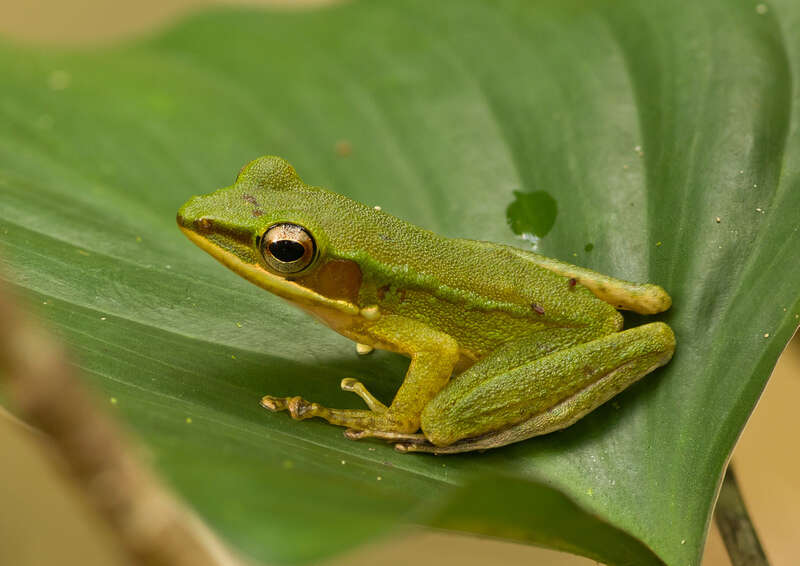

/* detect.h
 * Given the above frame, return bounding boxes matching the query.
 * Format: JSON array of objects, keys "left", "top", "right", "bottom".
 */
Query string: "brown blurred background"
[{"left": 0, "top": 2, "right": 797, "bottom": 565}]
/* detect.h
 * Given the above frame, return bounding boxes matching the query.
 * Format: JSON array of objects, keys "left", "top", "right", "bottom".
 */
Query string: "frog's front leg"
[
  {"left": 261, "top": 315, "right": 459, "bottom": 434},
  {"left": 399, "top": 322, "right": 675, "bottom": 454}
]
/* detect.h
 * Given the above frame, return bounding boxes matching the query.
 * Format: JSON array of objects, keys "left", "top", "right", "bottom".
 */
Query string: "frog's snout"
[
  {"left": 176, "top": 210, "right": 215, "bottom": 234},
  {"left": 175, "top": 210, "right": 201, "bottom": 232}
]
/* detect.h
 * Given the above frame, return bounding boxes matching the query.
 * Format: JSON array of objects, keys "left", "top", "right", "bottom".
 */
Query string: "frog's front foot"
[
  {"left": 261, "top": 379, "right": 419, "bottom": 434},
  {"left": 339, "top": 378, "right": 387, "bottom": 412},
  {"left": 260, "top": 395, "right": 324, "bottom": 420},
  {"left": 261, "top": 377, "right": 389, "bottom": 422}
]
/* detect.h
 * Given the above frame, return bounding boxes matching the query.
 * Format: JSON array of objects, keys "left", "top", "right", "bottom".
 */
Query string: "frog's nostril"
[
  {"left": 175, "top": 211, "right": 211, "bottom": 231},
  {"left": 196, "top": 217, "right": 214, "bottom": 232}
]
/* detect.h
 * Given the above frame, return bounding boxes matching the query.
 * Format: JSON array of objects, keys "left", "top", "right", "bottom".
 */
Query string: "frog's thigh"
[{"left": 417, "top": 322, "right": 675, "bottom": 453}]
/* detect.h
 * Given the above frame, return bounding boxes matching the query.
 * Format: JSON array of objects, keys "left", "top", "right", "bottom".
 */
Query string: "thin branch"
[
  {"left": 715, "top": 465, "right": 770, "bottom": 566},
  {"left": 0, "top": 279, "right": 251, "bottom": 566}
]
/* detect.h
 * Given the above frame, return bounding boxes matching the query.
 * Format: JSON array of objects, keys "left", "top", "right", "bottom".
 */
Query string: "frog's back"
[{"left": 283, "top": 187, "right": 622, "bottom": 349}]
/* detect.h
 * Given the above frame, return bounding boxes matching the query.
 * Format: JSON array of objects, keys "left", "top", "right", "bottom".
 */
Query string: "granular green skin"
[{"left": 177, "top": 156, "right": 675, "bottom": 453}]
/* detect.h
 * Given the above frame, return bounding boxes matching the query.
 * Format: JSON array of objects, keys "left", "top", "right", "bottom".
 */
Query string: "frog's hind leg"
[{"left": 397, "top": 322, "right": 675, "bottom": 455}]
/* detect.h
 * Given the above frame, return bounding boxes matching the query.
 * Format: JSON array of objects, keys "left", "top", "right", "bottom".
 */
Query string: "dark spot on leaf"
[
  {"left": 335, "top": 140, "right": 352, "bottom": 157},
  {"left": 584, "top": 243, "right": 594, "bottom": 252},
  {"left": 506, "top": 190, "right": 558, "bottom": 238}
]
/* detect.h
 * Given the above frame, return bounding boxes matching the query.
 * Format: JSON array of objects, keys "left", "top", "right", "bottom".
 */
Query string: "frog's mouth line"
[{"left": 178, "top": 224, "right": 359, "bottom": 317}]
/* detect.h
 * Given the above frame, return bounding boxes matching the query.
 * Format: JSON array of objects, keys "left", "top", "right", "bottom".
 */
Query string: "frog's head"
[{"left": 177, "top": 156, "right": 363, "bottom": 316}]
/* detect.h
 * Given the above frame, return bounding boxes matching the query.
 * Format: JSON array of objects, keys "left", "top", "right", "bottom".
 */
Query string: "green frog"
[{"left": 177, "top": 156, "right": 675, "bottom": 454}]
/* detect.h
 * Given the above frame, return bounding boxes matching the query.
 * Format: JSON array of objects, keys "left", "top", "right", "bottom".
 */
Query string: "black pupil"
[{"left": 269, "top": 240, "right": 305, "bottom": 263}]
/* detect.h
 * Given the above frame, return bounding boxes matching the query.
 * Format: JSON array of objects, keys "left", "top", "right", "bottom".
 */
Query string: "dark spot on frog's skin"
[
  {"left": 568, "top": 277, "right": 577, "bottom": 288},
  {"left": 197, "top": 218, "right": 214, "bottom": 232},
  {"left": 242, "top": 194, "right": 259, "bottom": 206},
  {"left": 378, "top": 233, "right": 392, "bottom": 242},
  {"left": 377, "top": 285, "right": 390, "bottom": 300},
  {"left": 531, "top": 303, "right": 545, "bottom": 315},
  {"left": 252, "top": 209, "right": 264, "bottom": 217},
  {"left": 398, "top": 289, "right": 407, "bottom": 303}
]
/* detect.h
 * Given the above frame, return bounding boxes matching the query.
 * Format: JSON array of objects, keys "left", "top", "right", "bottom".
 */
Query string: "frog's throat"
[{"left": 179, "top": 226, "right": 359, "bottom": 316}]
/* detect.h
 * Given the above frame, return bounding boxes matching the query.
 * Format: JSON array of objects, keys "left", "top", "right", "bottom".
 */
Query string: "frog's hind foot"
[
  {"left": 344, "top": 428, "right": 427, "bottom": 443},
  {"left": 344, "top": 427, "right": 486, "bottom": 454},
  {"left": 345, "top": 429, "right": 491, "bottom": 454},
  {"left": 394, "top": 438, "right": 488, "bottom": 454}
]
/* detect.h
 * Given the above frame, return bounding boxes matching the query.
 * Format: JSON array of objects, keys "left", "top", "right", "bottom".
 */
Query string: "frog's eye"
[{"left": 260, "top": 223, "right": 317, "bottom": 274}]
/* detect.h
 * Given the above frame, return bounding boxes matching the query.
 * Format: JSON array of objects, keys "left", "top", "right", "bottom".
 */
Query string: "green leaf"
[{"left": 1, "top": 1, "right": 799, "bottom": 564}]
